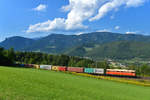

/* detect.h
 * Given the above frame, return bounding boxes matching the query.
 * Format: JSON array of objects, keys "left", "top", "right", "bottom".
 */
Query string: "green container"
[{"left": 84, "top": 68, "right": 94, "bottom": 73}]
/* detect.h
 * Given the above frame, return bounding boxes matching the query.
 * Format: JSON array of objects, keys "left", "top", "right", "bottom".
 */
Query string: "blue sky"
[{"left": 0, "top": 0, "right": 150, "bottom": 41}]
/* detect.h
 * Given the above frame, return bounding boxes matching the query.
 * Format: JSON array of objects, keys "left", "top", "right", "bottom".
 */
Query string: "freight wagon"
[
  {"left": 67, "top": 67, "right": 84, "bottom": 73},
  {"left": 84, "top": 68, "right": 94, "bottom": 73},
  {"left": 33, "top": 64, "right": 40, "bottom": 69},
  {"left": 84, "top": 68, "right": 104, "bottom": 74},
  {"left": 52, "top": 66, "right": 59, "bottom": 71},
  {"left": 94, "top": 68, "right": 104, "bottom": 74},
  {"left": 24, "top": 64, "right": 34, "bottom": 68},
  {"left": 58, "top": 66, "right": 67, "bottom": 71},
  {"left": 20, "top": 64, "right": 25, "bottom": 67},
  {"left": 18, "top": 64, "right": 136, "bottom": 77},
  {"left": 40, "top": 65, "right": 51, "bottom": 70}
]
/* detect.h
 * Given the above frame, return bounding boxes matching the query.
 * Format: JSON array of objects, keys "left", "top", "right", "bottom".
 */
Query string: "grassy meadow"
[{"left": 0, "top": 66, "right": 150, "bottom": 100}]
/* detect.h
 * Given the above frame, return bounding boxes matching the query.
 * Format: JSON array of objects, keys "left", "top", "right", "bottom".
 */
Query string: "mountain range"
[{"left": 1, "top": 32, "right": 150, "bottom": 60}]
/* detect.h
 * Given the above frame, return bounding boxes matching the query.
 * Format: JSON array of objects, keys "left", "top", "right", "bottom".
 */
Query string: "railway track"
[{"left": 141, "top": 77, "right": 150, "bottom": 80}]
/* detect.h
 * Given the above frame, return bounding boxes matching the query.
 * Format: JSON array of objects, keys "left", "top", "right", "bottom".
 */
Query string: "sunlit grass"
[{"left": 0, "top": 66, "right": 150, "bottom": 100}]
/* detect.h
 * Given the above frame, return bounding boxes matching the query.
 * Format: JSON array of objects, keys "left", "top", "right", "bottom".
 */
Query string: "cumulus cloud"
[
  {"left": 126, "top": 0, "right": 146, "bottom": 7},
  {"left": 115, "top": 26, "right": 120, "bottom": 30},
  {"left": 90, "top": 0, "right": 146, "bottom": 21},
  {"left": 27, "top": 0, "right": 100, "bottom": 33},
  {"left": 27, "top": 18, "right": 65, "bottom": 33},
  {"left": 27, "top": 0, "right": 147, "bottom": 33},
  {"left": 33, "top": 4, "right": 47, "bottom": 12}
]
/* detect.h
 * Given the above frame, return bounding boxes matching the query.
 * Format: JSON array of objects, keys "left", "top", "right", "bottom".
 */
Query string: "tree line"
[
  {"left": 0, "top": 47, "right": 150, "bottom": 76},
  {"left": 0, "top": 48, "right": 15, "bottom": 66},
  {"left": 0, "top": 47, "right": 109, "bottom": 69}
]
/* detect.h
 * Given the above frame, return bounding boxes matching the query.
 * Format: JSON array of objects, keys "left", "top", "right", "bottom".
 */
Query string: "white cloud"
[
  {"left": 33, "top": 4, "right": 47, "bottom": 12},
  {"left": 27, "top": 0, "right": 100, "bottom": 33},
  {"left": 27, "top": 19, "right": 66, "bottom": 33},
  {"left": 89, "top": 0, "right": 147, "bottom": 21},
  {"left": 126, "top": 0, "right": 146, "bottom": 7},
  {"left": 115, "top": 26, "right": 120, "bottom": 30},
  {"left": 27, "top": 0, "right": 147, "bottom": 33},
  {"left": 96, "top": 29, "right": 111, "bottom": 32},
  {"left": 76, "top": 32, "right": 85, "bottom": 35},
  {"left": 126, "top": 31, "right": 136, "bottom": 34}
]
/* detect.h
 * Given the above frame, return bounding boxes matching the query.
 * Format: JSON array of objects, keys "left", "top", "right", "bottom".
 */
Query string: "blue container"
[
  {"left": 84, "top": 68, "right": 94, "bottom": 73},
  {"left": 20, "top": 64, "right": 25, "bottom": 67}
]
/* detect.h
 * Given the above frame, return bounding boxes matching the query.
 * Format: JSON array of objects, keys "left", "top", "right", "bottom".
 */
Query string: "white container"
[
  {"left": 40, "top": 65, "right": 52, "bottom": 70},
  {"left": 94, "top": 68, "right": 104, "bottom": 74}
]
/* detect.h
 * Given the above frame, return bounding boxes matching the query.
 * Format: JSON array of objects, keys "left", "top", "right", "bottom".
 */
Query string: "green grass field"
[{"left": 0, "top": 66, "right": 150, "bottom": 100}]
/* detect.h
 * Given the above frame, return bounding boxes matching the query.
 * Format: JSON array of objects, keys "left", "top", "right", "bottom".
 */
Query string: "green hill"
[
  {"left": 1, "top": 32, "right": 150, "bottom": 60},
  {"left": 0, "top": 36, "right": 35, "bottom": 50},
  {"left": 65, "top": 41, "right": 150, "bottom": 60},
  {"left": 0, "top": 66, "right": 150, "bottom": 100},
  {"left": 1, "top": 32, "right": 150, "bottom": 53}
]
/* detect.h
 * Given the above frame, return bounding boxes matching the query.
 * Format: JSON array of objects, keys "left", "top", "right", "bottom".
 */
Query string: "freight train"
[{"left": 19, "top": 64, "right": 136, "bottom": 77}]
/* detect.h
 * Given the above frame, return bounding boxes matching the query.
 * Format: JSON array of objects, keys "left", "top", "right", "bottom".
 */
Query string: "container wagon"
[
  {"left": 67, "top": 67, "right": 84, "bottom": 73},
  {"left": 40, "top": 65, "right": 51, "bottom": 70},
  {"left": 52, "top": 66, "right": 59, "bottom": 71},
  {"left": 94, "top": 68, "right": 104, "bottom": 74},
  {"left": 84, "top": 68, "right": 104, "bottom": 74},
  {"left": 84, "top": 68, "right": 94, "bottom": 73},
  {"left": 24, "top": 64, "right": 34, "bottom": 68},
  {"left": 33, "top": 64, "right": 40, "bottom": 69},
  {"left": 58, "top": 66, "right": 67, "bottom": 71},
  {"left": 20, "top": 64, "right": 25, "bottom": 67}
]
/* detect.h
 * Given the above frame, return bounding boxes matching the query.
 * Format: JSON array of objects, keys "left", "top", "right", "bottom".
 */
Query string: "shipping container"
[
  {"left": 84, "top": 68, "right": 94, "bottom": 73},
  {"left": 24, "top": 64, "right": 28, "bottom": 67},
  {"left": 58, "top": 66, "right": 67, "bottom": 71},
  {"left": 20, "top": 64, "right": 25, "bottom": 67},
  {"left": 94, "top": 68, "right": 104, "bottom": 74},
  {"left": 67, "top": 67, "right": 84, "bottom": 73},
  {"left": 40, "top": 65, "right": 51, "bottom": 70},
  {"left": 33, "top": 64, "right": 40, "bottom": 69},
  {"left": 24, "top": 64, "right": 34, "bottom": 68},
  {"left": 52, "top": 66, "right": 59, "bottom": 71}
]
